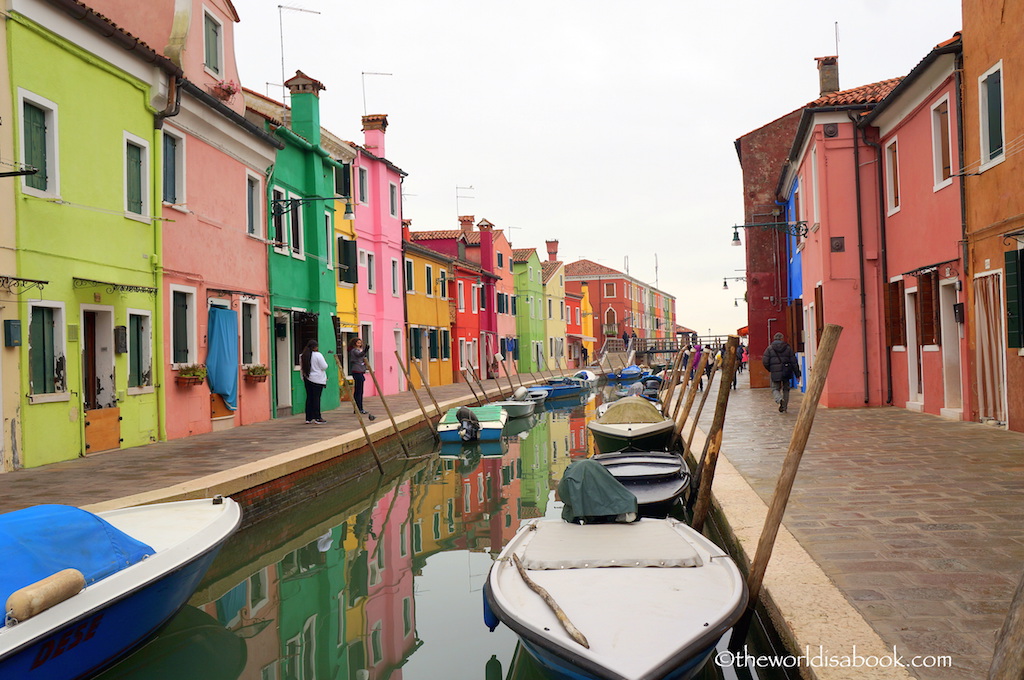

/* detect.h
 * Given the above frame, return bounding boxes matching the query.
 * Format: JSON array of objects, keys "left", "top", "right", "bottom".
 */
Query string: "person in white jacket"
[{"left": 300, "top": 339, "right": 329, "bottom": 424}]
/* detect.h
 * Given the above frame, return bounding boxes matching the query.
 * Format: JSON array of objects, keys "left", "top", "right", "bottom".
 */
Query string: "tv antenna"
[
  {"left": 278, "top": 5, "right": 321, "bottom": 102},
  {"left": 362, "top": 72, "right": 393, "bottom": 115},
  {"left": 456, "top": 185, "right": 474, "bottom": 216}
]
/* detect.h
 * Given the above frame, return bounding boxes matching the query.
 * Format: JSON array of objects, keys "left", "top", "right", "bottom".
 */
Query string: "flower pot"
[
  {"left": 244, "top": 374, "right": 268, "bottom": 384},
  {"left": 175, "top": 375, "right": 203, "bottom": 386}
]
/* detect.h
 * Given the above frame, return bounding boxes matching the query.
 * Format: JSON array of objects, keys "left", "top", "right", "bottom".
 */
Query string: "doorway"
[
  {"left": 939, "top": 280, "right": 962, "bottom": 417},
  {"left": 81, "top": 306, "right": 119, "bottom": 453},
  {"left": 274, "top": 311, "right": 292, "bottom": 413},
  {"left": 974, "top": 272, "right": 1006, "bottom": 425},
  {"left": 904, "top": 289, "right": 923, "bottom": 409}
]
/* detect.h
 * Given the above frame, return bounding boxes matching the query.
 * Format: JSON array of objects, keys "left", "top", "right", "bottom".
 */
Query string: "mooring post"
[
  {"left": 728, "top": 324, "right": 843, "bottom": 650},
  {"left": 499, "top": 359, "right": 517, "bottom": 398},
  {"left": 661, "top": 349, "right": 688, "bottom": 413},
  {"left": 409, "top": 358, "right": 443, "bottom": 418},
  {"left": 336, "top": 358, "right": 385, "bottom": 474},
  {"left": 394, "top": 351, "right": 439, "bottom": 442},
  {"left": 365, "top": 361, "right": 411, "bottom": 457},
  {"left": 469, "top": 364, "right": 493, "bottom": 402},
  {"left": 690, "top": 337, "right": 739, "bottom": 533},
  {"left": 671, "top": 352, "right": 707, "bottom": 448},
  {"left": 990, "top": 567, "right": 1024, "bottom": 679}
]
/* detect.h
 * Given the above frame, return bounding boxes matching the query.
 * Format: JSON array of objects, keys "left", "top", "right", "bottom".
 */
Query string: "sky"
[{"left": 231, "top": 0, "right": 962, "bottom": 336}]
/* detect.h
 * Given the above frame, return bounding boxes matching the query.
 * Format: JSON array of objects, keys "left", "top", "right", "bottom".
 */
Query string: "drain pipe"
[
  {"left": 847, "top": 111, "right": 871, "bottom": 404},
  {"left": 858, "top": 120, "right": 893, "bottom": 405}
]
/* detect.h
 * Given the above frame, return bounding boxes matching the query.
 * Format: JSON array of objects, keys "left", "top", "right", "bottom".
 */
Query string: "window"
[
  {"left": 246, "top": 174, "right": 260, "bottom": 236},
  {"left": 334, "top": 163, "right": 351, "bottom": 197},
  {"left": 241, "top": 301, "right": 258, "bottom": 364},
  {"left": 547, "top": 299, "right": 552, "bottom": 319},
  {"left": 811, "top": 145, "right": 819, "bottom": 225},
  {"left": 405, "top": 258, "right": 414, "bottom": 292},
  {"left": 441, "top": 329, "right": 451, "bottom": 359},
  {"left": 932, "top": 98, "right": 952, "bottom": 188},
  {"left": 337, "top": 237, "right": 357, "bottom": 284},
  {"left": 439, "top": 270, "right": 447, "bottom": 299},
  {"left": 272, "top": 188, "right": 285, "bottom": 249},
  {"left": 528, "top": 266, "right": 533, "bottom": 281},
  {"left": 576, "top": 308, "right": 581, "bottom": 325},
  {"left": 497, "top": 252, "right": 504, "bottom": 268},
  {"left": 885, "top": 279, "right": 906, "bottom": 347},
  {"left": 358, "top": 167, "right": 368, "bottom": 203},
  {"left": 125, "top": 132, "right": 150, "bottom": 218},
  {"left": 28, "top": 302, "right": 66, "bottom": 396},
  {"left": 511, "top": 295, "right": 517, "bottom": 315},
  {"left": 479, "top": 284, "right": 486, "bottom": 311},
  {"left": 324, "top": 212, "right": 333, "bottom": 270},
  {"left": 127, "top": 310, "right": 152, "bottom": 389},
  {"left": 458, "top": 281, "right": 465, "bottom": 311},
  {"left": 980, "top": 63, "right": 1004, "bottom": 167},
  {"left": 604, "top": 282, "right": 615, "bottom": 297},
  {"left": 365, "top": 252, "right": 376, "bottom": 291},
  {"left": 289, "top": 197, "right": 302, "bottom": 256},
  {"left": 885, "top": 138, "right": 900, "bottom": 214},
  {"left": 162, "top": 129, "right": 185, "bottom": 205},
  {"left": 426, "top": 264, "right": 434, "bottom": 296},
  {"left": 203, "top": 12, "right": 222, "bottom": 75},
  {"left": 458, "top": 338, "right": 467, "bottom": 369},
  {"left": 471, "top": 284, "right": 479, "bottom": 313},
  {"left": 560, "top": 301, "right": 564, "bottom": 320},
  {"left": 21, "top": 93, "right": 59, "bottom": 195},
  {"left": 428, "top": 329, "right": 439, "bottom": 359},
  {"left": 170, "top": 287, "right": 196, "bottom": 364},
  {"left": 1006, "top": 250, "right": 1024, "bottom": 348},
  {"left": 409, "top": 327, "right": 422, "bottom": 359},
  {"left": 391, "top": 259, "right": 400, "bottom": 296},
  {"left": 389, "top": 183, "right": 398, "bottom": 217}
]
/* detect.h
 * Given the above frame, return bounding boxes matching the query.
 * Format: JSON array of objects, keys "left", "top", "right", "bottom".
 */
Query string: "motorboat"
[
  {"left": 484, "top": 460, "right": 746, "bottom": 680},
  {"left": 609, "top": 365, "right": 643, "bottom": 383},
  {"left": 0, "top": 497, "right": 242, "bottom": 680},
  {"left": 588, "top": 396, "right": 675, "bottom": 453},
  {"left": 437, "top": 405, "right": 508, "bottom": 442},
  {"left": 593, "top": 449, "right": 690, "bottom": 518},
  {"left": 492, "top": 387, "right": 539, "bottom": 419},
  {"left": 569, "top": 370, "right": 598, "bottom": 387}
]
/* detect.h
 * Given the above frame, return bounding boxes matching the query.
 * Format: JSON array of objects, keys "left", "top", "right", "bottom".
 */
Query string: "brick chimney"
[
  {"left": 479, "top": 220, "right": 495, "bottom": 272},
  {"left": 815, "top": 56, "right": 839, "bottom": 96},
  {"left": 545, "top": 239, "right": 559, "bottom": 262},
  {"left": 458, "top": 215, "right": 475, "bottom": 234},
  {"left": 285, "top": 70, "right": 325, "bottom": 145},
  {"left": 362, "top": 114, "right": 388, "bottom": 157},
  {"left": 402, "top": 219, "right": 411, "bottom": 242}
]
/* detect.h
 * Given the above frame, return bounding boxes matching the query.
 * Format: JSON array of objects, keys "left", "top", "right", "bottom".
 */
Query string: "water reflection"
[{"left": 94, "top": 388, "right": 785, "bottom": 680}]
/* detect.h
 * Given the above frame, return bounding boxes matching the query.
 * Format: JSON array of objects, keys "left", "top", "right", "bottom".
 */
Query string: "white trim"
[
  {"left": 271, "top": 187, "right": 288, "bottom": 254},
  {"left": 161, "top": 124, "right": 187, "bottom": 209},
  {"left": 391, "top": 258, "right": 400, "bottom": 297},
  {"left": 169, "top": 284, "right": 198, "bottom": 367},
  {"left": 884, "top": 136, "right": 900, "bottom": 216},
  {"left": 324, "top": 211, "right": 334, "bottom": 270},
  {"left": 930, "top": 94, "right": 954, "bottom": 192},
  {"left": 123, "top": 131, "right": 152, "bottom": 222},
  {"left": 18, "top": 88, "right": 60, "bottom": 199},
  {"left": 240, "top": 299, "right": 261, "bottom": 367},
  {"left": 358, "top": 166, "right": 369, "bottom": 205},
  {"left": 978, "top": 60, "right": 1006, "bottom": 173},
  {"left": 246, "top": 171, "right": 263, "bottom": 238},
  {"left": 201, "top": 6, "right": 225, "bottom": 78}
]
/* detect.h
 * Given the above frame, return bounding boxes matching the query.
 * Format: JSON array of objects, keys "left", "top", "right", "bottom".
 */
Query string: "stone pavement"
[{"left": 692, "top": 370, "right": 1024, "bottom": 680}]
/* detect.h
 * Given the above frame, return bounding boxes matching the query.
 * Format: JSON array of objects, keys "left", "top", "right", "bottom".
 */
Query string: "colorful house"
[
  {"left": 579, "top": 282, "right": 596, "bottom": 363},
  {"left": 961, "top": 3, "right": 1024, "bottom": 431},
  {"left": 861, "top": 36, "right": 968, "bottom": 420},
  {"left": 565, "top": 260, "right": 635, "bottom": 352},
  {"left": 541, "top": 241, "right": 566, "bottom": 371},
  {"left": 14, "top": 0, "right": 176, "bottom": 467},
  {"left": 0, "top": 5, "right": 17, "bottom": 471},
  {"left": 403, "top": 225, "right": 454, "bottom": 387},
  {"left": 244, "top": 73, "right": 344, "bottom": 418},
  {"left": 352, "top": 114, "right": 408, "bottom": 396},
  {"left": 565, "top": 291, "right": 584, "bottom": 368},
  {"left": 512, "top": 248, "right": 546, "bottom": 373},
  {"left": 452, "top": 258, "right": 488, "bottom": 380}
]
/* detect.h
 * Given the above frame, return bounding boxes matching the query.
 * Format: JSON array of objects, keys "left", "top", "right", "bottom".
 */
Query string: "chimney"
[
  {"left": 285, "top": 70, "right": 325, "bottom": 145},
  {"left": 362, "top": 114, "right": 388, "bottom": 157},
  {"left": 546, "top": 239, "right": 559, "bottom": 262},
  {"left": 458, "top": 215, "right": 475, "bottom": 234},
  {"left": 479, "top": 220, "right": 495, "bottom": 274},
  {"left": 402, "top": 219, "right": 411, "bottom": 242},
  {"left": 815, "top": 56, "right": 839, "bottom": 96}
]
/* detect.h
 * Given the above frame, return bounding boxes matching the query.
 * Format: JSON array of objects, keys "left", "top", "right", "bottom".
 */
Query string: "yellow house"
[
  {"left": 581, "top": 281, "right": 595, "bottom": 361},
  {"left": 403, "top": 237, "right": 454, "bottom": 387},
  {"left": 541, "top": 259, "right": 567, "bottom": 371},
  {"left": 324, "top": 133, "right": 360, "bottom": 375}
]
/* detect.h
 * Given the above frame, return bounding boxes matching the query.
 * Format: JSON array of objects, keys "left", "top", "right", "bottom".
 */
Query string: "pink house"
[
  {"left": 861, "top": 36, "right": 969, "bottom": 420},
  {"left": 87, "top": 0, "right": 281, "bottom": 437},
  {"left": 353, "top": 115, "right": 408, "bottom": 396}
]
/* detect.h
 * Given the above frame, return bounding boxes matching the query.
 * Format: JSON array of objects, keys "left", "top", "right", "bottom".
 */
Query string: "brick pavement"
[{"left": 693, "top": 371, "right": 1024, "bottom": 680}]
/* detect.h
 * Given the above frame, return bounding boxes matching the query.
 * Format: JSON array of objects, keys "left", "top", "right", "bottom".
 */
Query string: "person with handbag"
[{"left": 762, "top": 332, "right": 801, "bottom": 413}]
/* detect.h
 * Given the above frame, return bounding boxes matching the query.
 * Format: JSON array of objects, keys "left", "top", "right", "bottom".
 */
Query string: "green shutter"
[
  {"left": 129, "top": 315, "right": 143, "bottom": 388},
  {"left": 163, "top": 134, "right": 177, "bottom": 203},
  {"left": 242, "top": 305, "right": 254, "bottom": 363},
  {"left": 343, "top": 239, "right": 358, "bottom": 284},
  {"left": 23, "top": 102, "right": 47, "bottom": 191},
  {"left": 429, "top": 329, "right": 439, "bottom": 359},
  {"left": 1006, "top": 250, "right": 1023, "bottom": 348},
  {"left": 204, "top": 15, "right": 220, "bottom": 74},
  {"left": 987, "top": 71, "right": 1003, "bottom": 160},
  {"left": 126, "top": 143, "right": 143, "bottom": 213},
  {"left": 172, "top": 291, "right": 189, "bottom": 363},
  {"left": 30, "top": 307, "right": 56, "bottom": 394}
]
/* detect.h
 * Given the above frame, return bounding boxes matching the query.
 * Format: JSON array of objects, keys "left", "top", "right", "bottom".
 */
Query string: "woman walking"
[
  {"left": 348, "top": 337, "right": 375, "bottom": 420},
  {"left": 300, "top": 339, "right": 329, "bottom": 424}
]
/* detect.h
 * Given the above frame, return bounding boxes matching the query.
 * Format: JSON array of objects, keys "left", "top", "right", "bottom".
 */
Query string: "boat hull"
[
  {"left": 492, "top": 400, "right": 536, "bottom": 419},
  {"left": 587, "top": 420, "right": 674, "bottom": 454},
  {"left": 593, "top": 451, "right": 690, "bottom": 518}
]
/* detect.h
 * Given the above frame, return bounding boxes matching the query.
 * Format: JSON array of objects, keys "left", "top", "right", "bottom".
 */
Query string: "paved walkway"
[{"left": 691, "top": 371, "right": 1024, "bottom": 680}]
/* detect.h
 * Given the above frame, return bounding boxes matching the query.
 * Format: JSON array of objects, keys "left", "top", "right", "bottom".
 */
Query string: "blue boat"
[
  {"left": 609, "top": 365, "right": 643, "bottom": 383},
  {"left": 437, "top": 405, "right": 508, "bottom": 442},
  {"left": 0, "top": 497, "right": 241, "bottom": 680},
  {"left": 536, "top": 382, "right": 584, "bottom": 400}
]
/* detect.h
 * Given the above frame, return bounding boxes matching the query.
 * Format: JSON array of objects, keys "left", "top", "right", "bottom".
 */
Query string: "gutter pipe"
[
  {"left": 859, "top": 125, "right": 893, "bottom": 405},
  {"left": 847, "top": 111, "right": 872, "bottom": 405}
]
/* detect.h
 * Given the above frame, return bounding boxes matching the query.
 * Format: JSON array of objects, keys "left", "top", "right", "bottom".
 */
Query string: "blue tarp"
[
  {"left": 207, "top": 307, "right": 239, "bottom": 411},
  {"left": 0, "top": 505, "right": 154, "bottom": 607}
]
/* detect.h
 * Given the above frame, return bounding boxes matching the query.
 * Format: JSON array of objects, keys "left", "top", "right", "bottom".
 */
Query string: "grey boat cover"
[
  {"left": 558, "top": 459, "right": 638, "bottom": 523},
  {"left": 598, "top": 396, "right": 663, "bottom": 424}
]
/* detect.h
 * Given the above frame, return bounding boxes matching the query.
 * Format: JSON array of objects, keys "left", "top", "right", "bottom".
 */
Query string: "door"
[
  {"left": 274, "top": 312, "right": 292, "bottom": 412},
  {"left": 974, "top": 273, "right": 1006, "bottom": 425},
  {"left": 82, "top": 307, "right": 119, "bottom": 453},
  {"left": 939, "top": 280, "right": 962, "bottom": 413},
  {"left": 904, "top": 290, "right": 923, "bottom": 406}
]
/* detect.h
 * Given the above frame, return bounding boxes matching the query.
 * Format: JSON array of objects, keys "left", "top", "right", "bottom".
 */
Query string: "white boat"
[
  {"left": 588, "top": 396, "right": 675, "bottom": 453},
  {"left": 492, "top": 399, "right": 537, "bottom": 419},
  {"left": 0, "top": 497, "right": 241, "bottom": 680},
  {"left": 485, "top": 517, "right": 747, "bottom": 680}
]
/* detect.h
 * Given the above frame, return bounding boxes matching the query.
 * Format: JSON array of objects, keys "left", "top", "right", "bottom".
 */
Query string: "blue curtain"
[{"left": 207, "top": 307, "right": 239, "bottom": 410}]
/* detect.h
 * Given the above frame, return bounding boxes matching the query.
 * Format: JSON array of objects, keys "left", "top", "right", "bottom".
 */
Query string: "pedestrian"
[
  {"left": 622, "top": 329, "right": 630, "bottom": 348},
  {"left": 762, "top": 332, "right": 802, "bottom": 413},
  {"left": 300, "top": 339, "right": 328, "bottom": 424},
  {"left": 348, "top": 337, "right": 375, "bottom": 421},
  {"left": 581, "top": 346, "right": 589, "bottom": 366}
]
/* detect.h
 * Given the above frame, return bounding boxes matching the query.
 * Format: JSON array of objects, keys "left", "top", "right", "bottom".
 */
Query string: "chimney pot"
[
  {"left": 545, "top": 239, "right": 559, "bottom": 262},
  {"left": 815, "top": 56, "right": 839, "bottom": 96},
  {"left": 459, "top": 215, "right": 475, "bottom": 234}
]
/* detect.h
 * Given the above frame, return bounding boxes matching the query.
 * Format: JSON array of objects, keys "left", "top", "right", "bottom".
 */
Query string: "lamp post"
[
  {"left": 722, "top": 276, "right": 747, "bottom": 290},
  {"left": 729, "top": 221, "right": 809, "bottom": 246}
]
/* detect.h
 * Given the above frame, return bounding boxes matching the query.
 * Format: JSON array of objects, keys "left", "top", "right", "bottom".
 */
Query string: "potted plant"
[
  {"left": 244, "top": 364, "right": 269, "bottom": 383},
  {"left": 211, "top": 79, "right": 239, "bottom": 102},
  {"left": 175, "top": 364, "right": 207, "bottom": 386}
]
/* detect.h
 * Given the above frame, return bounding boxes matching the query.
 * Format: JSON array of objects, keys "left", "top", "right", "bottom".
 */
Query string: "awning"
[{"left": 567, "top": 333, "right": 597, "bottom": 342}]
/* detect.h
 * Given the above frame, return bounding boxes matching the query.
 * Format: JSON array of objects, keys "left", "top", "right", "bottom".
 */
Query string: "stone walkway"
[{"left": 692, "top": 371, "right": 1024, "bottom": 680}]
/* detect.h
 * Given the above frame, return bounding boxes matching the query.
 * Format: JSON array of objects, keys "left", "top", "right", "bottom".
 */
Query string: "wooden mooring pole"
[
  {"left": 728, "top": 324, "right": 843, "bottom": 650},
  {"left": 409, "top": 358, "right": 443, "bottom": 418},
  {"left": 671, "top": 352, "right": 708, "bottom": 448},
  {"left": 462, "top": 370, "right": 483, "bottom": 405},
  {"left": 365, "top": 361, "right": 411, "bottom": 457},
  {"left": 499, "top": 359, "right": 517, "bottom": 398},
  {"left": 690, "top": 336, "right": 738, "bottom": 533},
  {"left": 686, "top": 360, "right": 720, "bottom": 454},
  {"left": 990, "top": 567, "right": 1024, "bottom": 678},
  {"left": 336, "top": 358, "right": 385, "bottom": 475},
  {"left": 394, "top": 351, "right": 439, "bottom": 443}
]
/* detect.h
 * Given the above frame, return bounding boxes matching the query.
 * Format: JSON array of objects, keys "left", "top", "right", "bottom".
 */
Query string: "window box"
[
  {"left": 175, "top": 375, "right": 204, "bottom": 386},
  {"left": 175, "top": 363, "right": 207, "bottom": 386}
]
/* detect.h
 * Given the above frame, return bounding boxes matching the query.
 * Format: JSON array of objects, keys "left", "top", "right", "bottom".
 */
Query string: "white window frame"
[
  {"left": 389, "top": 182, "right": 398, "bottom": 217},
  {"left": 471, "top": 284, "right": 479, "bottom": 313},
  {"left": 123, "top": 131, "right": 151, "bottom": 222},
  {"left": 18, "top": 89, "right": 60, "bottom": 199},
  {"left": 884, "top": 137, "right": 900, "bottom": 216},
  {"left": 604, "top": 282, "right": 615, "bottom": 298},
  {"left": 366, "top": 252, "right": 376, "bottom": 292},
  {"left": 161, "top": 125, "right": 187, "bottom": 210},
  {"left": 979, "top": 61, "right": 1006, "bottom": 172},
  {"left": 391, "top": 258, "right": 400, "bottom": 297},
  {"left": 27, "top": 300, "right": 68, "bottom": 403},
  {"left": 126, "top": 308, "right": 154, "bottom": 395},
  {"left": 931, "top": 95, "right": 954, "bottom": 191},
  {"left": 240, "top": 299, "right": 260, "bottom": 367},
  {"left": 497, "top": 252, "right": 504, "bottom": 269},
  {"left": 358, "top": 166, "right": 369, "bottom": 204},
  {"left": 271, "top": 187, "right": 287, "bottom": 253},
  {"left": 202, "top": 8, "right": 224, "bottom": 78},
  {"left": 458, "top": 280, "right": 465, "bottom": 312},
  {"left": 286, "top": 191, "right": 304, "bottom": 260},
  {"left": 323, "top": 211, "right": 333, "bottom": 270},
  {"left": 425, "top": 264, "right": 434, "bottom": 297},
  {"left": 246, "top": 171, "right": 262, "bottom": 238},
  {"left": 169, "top": 284, "right": 198, "bottom": 367}
]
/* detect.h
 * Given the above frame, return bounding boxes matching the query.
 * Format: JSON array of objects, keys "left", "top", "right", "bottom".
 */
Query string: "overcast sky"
[{"left": 232, "top": 0, "right": 962, "bottom": 336}]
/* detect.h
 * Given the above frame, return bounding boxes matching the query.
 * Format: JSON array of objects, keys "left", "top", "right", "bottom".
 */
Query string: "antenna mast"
[{"left": 278, "top": 5, "right": 321, "bottom": 103}]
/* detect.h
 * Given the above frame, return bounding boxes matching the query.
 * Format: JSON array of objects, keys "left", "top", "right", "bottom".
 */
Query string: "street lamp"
[
  {"left": 730, "top": 221, "right": 809, "bottom": 246},
  {"left": 723, "top": 276, "right": 746, "bottom": 290}
]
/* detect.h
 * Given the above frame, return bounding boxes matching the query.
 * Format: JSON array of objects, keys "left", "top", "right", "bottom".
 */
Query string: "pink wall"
[{"left": 494, "top": 232, "right": 518, "bottom": 374}]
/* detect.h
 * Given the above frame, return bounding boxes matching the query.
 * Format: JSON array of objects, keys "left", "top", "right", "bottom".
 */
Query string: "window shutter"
[
  {"left": 814, "top": 285, "right": 824, "bottom": 343},
  {"left": 242, "top": 305, "right": 254, "bottom": 363},
  {"left": 429, "top": 329, "right": 439, "bottom": 359},
  {"left": 204, "top": 15, "right": 220, "bottom": 74},
  {"left": 918, "top": 272, "right": 940, "bottom": 345},
  {"left": 172, "top": 292, "right": 189, "bottom": 363},
  {"left": 987, "top": 71, "right": 1003, "bottom": 159},
  {"left": 127, "top": 143, "right": 143, "bottom": 213},
  {"left": 129, "top": 315, "right": 143, "bottom": 388},
  {"left": 335, "top": 164, "right": 351, "bottom": 197},
  {"left": 793, "top": 299, "right": 805, "bottom": 352},
  {"left": 24, "top": 102, "right": 47, "bottom": 190},
  {"left": 30, "top": 307, "right": 55, "bottom": 393},
  {"left": 163, "top": 134, "right": 177, "bottom": 203},
  {"left": 1006, "top": 250, "right": 1023, "bottom": 348}
]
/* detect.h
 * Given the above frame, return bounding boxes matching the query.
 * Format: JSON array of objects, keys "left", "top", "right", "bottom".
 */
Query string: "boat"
[
  {"left": 525, "top": 389, "right": 548, "bottom": 405},
  {"left": 592, "top": 449, "right": 691, "bottom": 518},
  {"left": 569, "top": 370, "right": 598, "bottom": 387},
  {"left": 492, "top": 387, "right": 538, "bottom": 419},
  {"left": 0, "top": 497, "right": 242, "bottom": 680},
  {"left": 588, "top": 396, "right": 675, "bottom": 453},
  {"left": 484, "top": 460, "right": 746, "bottom": 680},
  {"left": 609, "top": 364, "right": 643, "bottom": 383},
  {"left": 437, "top": 405, "right": 508, "bottom": 442},
  {"left": 440, "top": 439, "right": 507, "bottom": 458},
  {"left": 536, "top": 382, "right": 585, "bottom": 401}
]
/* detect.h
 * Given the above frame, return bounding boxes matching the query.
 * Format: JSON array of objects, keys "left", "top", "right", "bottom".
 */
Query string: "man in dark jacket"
[{"left": 762, "top": 332, "right": 801, "bottom": 413}]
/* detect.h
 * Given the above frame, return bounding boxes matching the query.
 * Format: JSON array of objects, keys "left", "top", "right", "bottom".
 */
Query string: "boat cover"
[
  {"left": 598, "top": 396, "right": 664, "bottom": 424},
  {"left": 0, "top": 505, "right": 154, "bottom": 609},
  {"left": 522, "top": 520, "right": 703, "bottom": 569},
  {"left": 558, "top": 459, "right": 637, "bottom": 523},
  {"left": 439, "top": 405, "right": 505, "bottom": 425}
]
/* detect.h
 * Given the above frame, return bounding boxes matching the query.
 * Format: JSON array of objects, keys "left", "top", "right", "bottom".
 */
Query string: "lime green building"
[{"left": 512, "top": 248, "right": 545, "bottom": 373}]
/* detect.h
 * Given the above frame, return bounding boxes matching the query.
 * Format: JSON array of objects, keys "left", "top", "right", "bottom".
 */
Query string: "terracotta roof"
[
  {"left": 410, "top": 230, "right": 463, "bottom": 241},
  {"left": 808, "top": 77, "right": 902, "bottom": 108},
  {"left": 541, "top": 260, "right": 562, "bottom": 283},
  {"left": 512, "top": 248, "right": 537, "bottom": 263},
  {"left": 463, "top": 229, "right": 504, "bottom": 245},
  {"left": 565, "top": 259, "right": 623, "bottom": 278}
]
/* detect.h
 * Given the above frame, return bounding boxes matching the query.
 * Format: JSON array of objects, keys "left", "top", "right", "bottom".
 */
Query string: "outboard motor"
[
  {"left": 457, "top": 406, "right": 481, "bottom": 442},
  {"left": 513, "top": 386, "right": 529, "bottom": 402}
]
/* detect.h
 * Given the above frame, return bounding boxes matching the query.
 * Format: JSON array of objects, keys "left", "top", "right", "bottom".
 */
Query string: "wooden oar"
[{"left": 512, "top": 554, "right": 589, "bottom": 649}]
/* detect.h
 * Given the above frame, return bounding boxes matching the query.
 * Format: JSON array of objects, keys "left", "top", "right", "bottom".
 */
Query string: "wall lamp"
[
  {"left": 730, "top": 221, "right": 809, "bottom": 246},
  {"left": 733, "top": 297, "right": 747, "bottom": 307},
  {"left": 272, "top": 195, "right": 355, "bottom": 219},
  {"left": 722, "top": 276, "right": 746, "bottom": 290}
]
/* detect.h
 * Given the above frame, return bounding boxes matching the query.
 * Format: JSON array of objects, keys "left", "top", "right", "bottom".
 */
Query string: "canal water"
[{"left": 94, "top": 385, "right": 795, "bottom": 680}]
